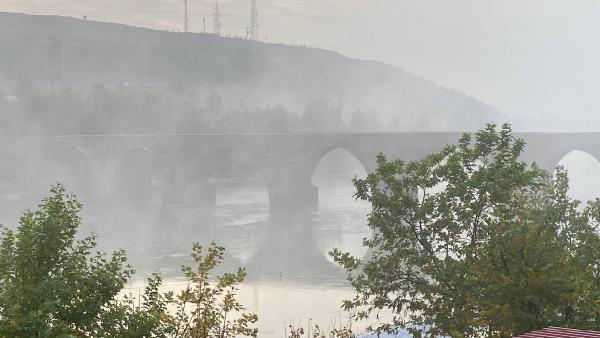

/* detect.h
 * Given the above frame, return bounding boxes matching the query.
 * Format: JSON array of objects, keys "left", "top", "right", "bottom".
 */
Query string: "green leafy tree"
[
  {"left": 168, "top": 242, "right": 258, "bottom": 338},
  {"left": 0, "top": 184, "right": 164, "bottom": 337},
  {"left": 0, "top": 184, "right": 258, "bottom": 338},
  {"left": 331, "top": 124, "right": 600, "bottom": 337}
]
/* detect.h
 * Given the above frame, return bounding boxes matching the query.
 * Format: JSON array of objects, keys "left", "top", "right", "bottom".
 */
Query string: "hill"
[{"left": 0, "top": 12, "right": 500, "bottom": 131}]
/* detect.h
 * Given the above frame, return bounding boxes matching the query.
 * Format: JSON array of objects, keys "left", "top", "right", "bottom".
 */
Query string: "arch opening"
[
  {"left": 310, "top": 148, "right": 369, "bottom": 208},
  {"left": 557, "top": 150, "right": 600, "bottom": 203},
  {"left": 310, "top": 148, "right": 371, "bottom": 263}
]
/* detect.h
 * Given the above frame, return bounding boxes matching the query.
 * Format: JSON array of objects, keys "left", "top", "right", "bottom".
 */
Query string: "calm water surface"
[
  {"left": 2, "top": 150, "right": 600, "bottom": 337},
  {"left": 113, "top": 175, "right": 373, "bottom": 337}
]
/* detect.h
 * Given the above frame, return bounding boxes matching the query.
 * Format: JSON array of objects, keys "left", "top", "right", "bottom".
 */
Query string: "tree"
[
  {"left": 205, "top": 90, "right": 225, "bottom": 127},
  {"left": 331, "top": 124, "right": 600, "bottom": 337},
  {"left": 0, "top": 184, "right": 258, "bottom": 338},
  {"left": 167, "top": 242, "right": 259, "bottom": 338},
  {"left": 0, "top": 184, "right": 164, "bottom": 337},
  {"left": 303, "top": 99, "right": 344, "bottom": 131},
  {"left": 349, "top": 110, "right": 381, "bottom": 132}
]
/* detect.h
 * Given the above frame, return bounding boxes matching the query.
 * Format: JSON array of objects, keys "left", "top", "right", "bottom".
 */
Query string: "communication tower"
[
  {"left": 213, "top": 1, "right": 222, "bottom": 35},
  {"left": 250, "top": 0, "right": 258, "bottom": 40},
  {"left": 183, "top": 0, "right": 189, "bottom": 32}
]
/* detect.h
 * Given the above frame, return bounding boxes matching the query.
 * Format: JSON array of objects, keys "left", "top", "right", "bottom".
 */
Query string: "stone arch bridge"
[{"left": 25, "top": 132, "right": 600, "bottom": 210}]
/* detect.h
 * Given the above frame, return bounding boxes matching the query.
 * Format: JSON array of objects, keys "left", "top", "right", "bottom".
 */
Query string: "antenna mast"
[
  {"left": 61, "top": 36, "right": 66, "bottom": 83},
  {"left": 213, "top": 1, "right": 221, "bottom": 35},
  {"left": 184, "top": 0, "right": 189, "bottom": 32},
  {"left": 250, "top": 0, "right": 258, "bottom": 40}
]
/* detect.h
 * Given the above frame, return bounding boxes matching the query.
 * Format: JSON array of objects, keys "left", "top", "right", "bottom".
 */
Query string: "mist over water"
[
  {"left": 97, "top": 150, "right": 372, "bottom": 337},
  {"left": 2, "top": 7, "right": 600, "bottom": 337},
  {"left": 3, "top": 143, "right": 600, "bottom": 336},
  {"left": 0, "top": 150, "right": 373, "bottom": 336}
]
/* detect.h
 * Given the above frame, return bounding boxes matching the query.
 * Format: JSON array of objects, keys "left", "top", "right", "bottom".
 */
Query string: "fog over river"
[
  {"left": 0, "top": 149, "right": 373, "bottom": 336},
  {"left": 2, "top": 3, "right": 600, "bottom": 337},
  {"left": 2, "top": 148, "right": 599, "bottom": 337},
  {"left": 104, "top": 150, "right": 372, "bottom": 337}
]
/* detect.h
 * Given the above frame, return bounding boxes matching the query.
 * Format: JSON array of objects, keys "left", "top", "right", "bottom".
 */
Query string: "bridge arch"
[
  {"left": 557, "top": 150, "right": 600, "bottom": 203},
  {"left": 183, "top": 146, "right": 266, "bottom": 207},
  {"left": 520, "top": 135, "right": 600, "bottom": 172},
  {"left": 305, "top": 146, "right": 372, "bottom": 209},
  {"left": 304, "top": 146, "right": 374, "bottom": 183},
  {"left": 259, "top": 144, "right": 377, "bottom": 211},
  {"left": 309, "top": 147, "right": 371, "bottom": 262}
]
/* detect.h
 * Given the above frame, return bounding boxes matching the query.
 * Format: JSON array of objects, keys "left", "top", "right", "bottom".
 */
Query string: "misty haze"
[{"left": 2, "top": 2, "right": 600, "bottom": 338}]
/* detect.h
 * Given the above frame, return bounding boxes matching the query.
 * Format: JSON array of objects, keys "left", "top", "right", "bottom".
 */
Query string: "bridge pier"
[
  {"left": 269, "top": 183, "right": 318, "bottom": 211},
  {"left": 185, "top": 180, "right": 217, "bottom": 206},
  {"left": 161, "top": 168, "right": 217, "bottom": 206},
  {"left": 264, "top": 162, "right": 319, "bottom": 210},
  {"left": 246, "top": 210, "right": 342, "bottom": 281},
  {"left": 115, "top": 148, "right": 152, "bottom": 206},
  {"left": 162, "top": 171, "right": 186, "bottom": 205}
]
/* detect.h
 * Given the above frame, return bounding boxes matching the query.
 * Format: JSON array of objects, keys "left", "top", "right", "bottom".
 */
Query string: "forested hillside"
[{"left": 0, "top": 12, "right": 500, "bottom": 131}]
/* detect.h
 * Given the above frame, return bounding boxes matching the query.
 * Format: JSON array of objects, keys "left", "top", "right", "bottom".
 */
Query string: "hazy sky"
[{"left": 2, "top": 0, "right": 600, "bottom": 128}]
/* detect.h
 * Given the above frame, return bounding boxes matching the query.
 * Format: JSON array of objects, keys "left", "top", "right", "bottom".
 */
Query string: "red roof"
[{"left": 515, "top": 327, "right": 600, "bottom": 337}]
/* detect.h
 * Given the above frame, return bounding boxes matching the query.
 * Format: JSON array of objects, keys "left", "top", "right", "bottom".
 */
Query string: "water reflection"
[
  {"left": 4, "top": 149, "right": 600, "bottom": 336},
  {"left": 92, "top": 176, "right": 371, "bottom": 285},
  {"left": 107, "top": 176, "right": 371, "bottom": 337},
  {"left": 0, "top": 170, "right": 371, "bottom": 337}
]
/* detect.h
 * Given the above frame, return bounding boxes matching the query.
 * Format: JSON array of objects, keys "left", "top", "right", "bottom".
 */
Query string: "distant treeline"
[{"left": 0, "top": 82, "right": 384, "bottom": 136}]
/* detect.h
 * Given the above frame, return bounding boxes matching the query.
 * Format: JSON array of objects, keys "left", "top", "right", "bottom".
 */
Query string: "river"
[
  {"left": 94, "top": 149, "right": 600, "bottom": 337},
  {"left": 85, "top": 150, "right": 375, "bottom": 337},
  {"left": 1, "top": 149, "right": 600, "bottom": 337}
]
